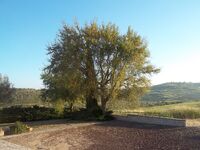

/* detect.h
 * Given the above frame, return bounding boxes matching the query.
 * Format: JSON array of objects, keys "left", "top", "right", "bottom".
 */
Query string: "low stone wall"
[
  {"left": 0, "top": 126, "right": 33, "bottom": 137},
  {"left": 115, "top": 114, "right": 186, "bottom": 127}
]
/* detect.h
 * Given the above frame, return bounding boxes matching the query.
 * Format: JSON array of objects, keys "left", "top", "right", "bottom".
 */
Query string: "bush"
[
  {"left": 53, "top": 99, "right": 65, "bottom": 116},
  {"left": 0, "top": 105, "right": 114, "bottom": 123},
  {"left": 0, "top": 105, "right": 62, "bottom": 123},
  {"left": 64, "top": 108, "right": 114, "bottom": 121},
  {"left": 10, "top": 121, "right": 29, "bottom": 134},
  {"left": 107, "top": 99, "right": 139, "bottom": 111},
  {"left": 97, "top": 111, "right": 115, "bottom": 121}
]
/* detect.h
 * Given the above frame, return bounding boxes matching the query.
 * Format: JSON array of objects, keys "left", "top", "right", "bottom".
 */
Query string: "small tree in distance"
[
  {"left": 41, "top": 21, "right": 159, "bottom": 114},
  {"left": 0, "top": 74, "right": 14, "bottom": 103}
]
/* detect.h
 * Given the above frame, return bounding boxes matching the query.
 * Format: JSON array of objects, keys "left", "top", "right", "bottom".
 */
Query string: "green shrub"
[
  {"left": 0, "top": 105, "right": 62, "bottom": 123},
  {"left": 0, "top": 105, "right": 114, "bottom": 123},
  {"left": 10, "top": 121, "right": 29, "bottom": 134},
  {"left": 54, "top": 99, "right": 65, "bottom": 116},
  {"left": 97, "top": 111, "right": 115, "bottom": 121},
  {"left": 63, "top": 108, "right": 114, "bottom": 121},
  {"left": 107, "top": 99, "right": 139, "bottom": 111}
]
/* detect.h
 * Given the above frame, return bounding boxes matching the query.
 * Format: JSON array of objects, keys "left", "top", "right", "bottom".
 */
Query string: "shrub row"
[
  {"left": 63, "top": 106, "right": 114, "bottom": 121},
  {"left": 0, "top": 105, "right": 63, "bottom": 123},
  {"left": 0, "top": 105, "right": 114, "bottom": 123}
]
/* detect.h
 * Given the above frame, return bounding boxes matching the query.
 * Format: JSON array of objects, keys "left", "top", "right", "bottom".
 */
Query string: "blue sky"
[{"left": 0, "top": 0, "right": 200, "bottom": 88}]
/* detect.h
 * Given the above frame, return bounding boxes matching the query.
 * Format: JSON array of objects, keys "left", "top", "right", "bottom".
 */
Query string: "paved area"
[
  {"left": 0, "top": 140, "right": 31, "bottom": 150},
  {"left": 2, "top": 120, "right": 200, "bottom": 150}
]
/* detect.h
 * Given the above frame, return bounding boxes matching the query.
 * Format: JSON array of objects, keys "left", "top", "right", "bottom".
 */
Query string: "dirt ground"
[{"left": 2, "top": 120, "right": 200, "bottom": 150}]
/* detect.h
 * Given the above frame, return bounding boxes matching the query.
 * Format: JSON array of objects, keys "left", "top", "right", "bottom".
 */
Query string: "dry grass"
[{"left": 114, "top": 101, "right": 200, "bottom": 119}]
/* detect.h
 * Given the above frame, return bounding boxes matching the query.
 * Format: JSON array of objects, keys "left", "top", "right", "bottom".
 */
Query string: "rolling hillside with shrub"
[
  {"left": 142, "top": 82, "right": 200, "bottom": 104},
  {"left": 2, "top": 82, "right": 200, "bottom": 108},
  {"left": 0, "top": 88, "right": 43, "bottom": 107},
  {"left": 12, "top": 88, "right": 42, "bottom": 104}
]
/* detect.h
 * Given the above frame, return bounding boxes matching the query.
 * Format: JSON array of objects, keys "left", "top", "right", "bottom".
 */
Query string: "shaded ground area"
[{"left": 2, "top": 120, "right": 200, "bottom": 150}]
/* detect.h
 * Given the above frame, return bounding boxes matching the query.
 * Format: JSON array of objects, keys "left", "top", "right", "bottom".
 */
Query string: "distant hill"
[
  {"left": 142, "top": 82, "right": 200, "bottom": 103},
  {"left": 0, "top": 88, "right": 43, "bottom": 107},
  {"left": 3, "top": 82, "right": 200, "bottom": 106},
  {"left": 12, "top": 88, "right": 42, "bottom": 105}
]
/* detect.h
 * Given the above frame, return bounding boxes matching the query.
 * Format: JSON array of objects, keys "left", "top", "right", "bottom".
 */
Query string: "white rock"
[
  {"left": 28, "top": 127, "right": 33, "bottom": 132},
  {"left": 0, "top": 128, "right": 4, "bottom": 136}
]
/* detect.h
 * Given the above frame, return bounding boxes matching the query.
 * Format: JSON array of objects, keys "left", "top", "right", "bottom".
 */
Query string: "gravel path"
[
  {"left": 0, "top": 140, "right": 31, "bottom": 150},
  {"left": 2, "top": 120, "right": 200, "bottom": 150}
]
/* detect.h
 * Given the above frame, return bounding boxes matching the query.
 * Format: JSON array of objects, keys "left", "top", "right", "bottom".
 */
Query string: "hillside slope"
[
  {"left": 142, "top": 82, "right": 200, "bottom": 102},
  {"left": 12, "top": 88, "right": 42, "bottom": 105}
]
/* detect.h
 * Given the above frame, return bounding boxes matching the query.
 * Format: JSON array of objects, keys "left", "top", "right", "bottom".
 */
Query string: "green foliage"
[
  {"left": 97, "top": 111, "right": 114, "bottom": 121},
  {"left": 53, "top": 99, "right": 65, "bottom": 115},
  {"left": 63, "top": 108, "right": 113, "bottom": 121},
  {"left": 10, "top": 121, "right": 29, "bottom": 134},
  {"left": 12, "top": 88, "right": 42, "bottom": 105},
  {"left": 0, "top": 105, "right": 62, "bottom": 123},
  {"left": 41, "top": 21, "right": 159, "bottom": 113},
  {"left": 107, "top": 99, "right": 140, "bottom": 110},
  {"left": 0, "top": 88, "right": 44, "bottom": 107},
  {"left": 108, "top": 87, "right": 144, "bottom": 110}
]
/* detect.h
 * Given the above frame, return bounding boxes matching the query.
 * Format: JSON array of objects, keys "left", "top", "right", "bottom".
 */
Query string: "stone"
[
  {"left": 28, "top": 127, "right": 33, "bottom": 132},
  {"left": 3, "top": 127, "right": 10, "bottom": 135},
  {"left": 0, "top": 128, "right": 4, "bottom": 136}
]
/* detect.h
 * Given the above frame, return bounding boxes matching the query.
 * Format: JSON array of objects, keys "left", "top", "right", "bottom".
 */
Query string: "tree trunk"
[
  {"left": 85, "top": 90, "right": 99, "bottom": 111},
  {"left": 85, "top": 49, "right": 99, "bottom": 112},
  {"left": 101, "top": 97, "right": 109, "bottom": 114},
  {"left": 69, "top": 102, "right": 74, "bottom": 112}
]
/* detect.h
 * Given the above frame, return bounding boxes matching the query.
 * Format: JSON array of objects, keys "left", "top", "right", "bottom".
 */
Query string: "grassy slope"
[
  {"left": 142, "top": 82, "right": 200, "bottom": 103},
  {"left": 115, "top": 101, "right": 200, "bottom": 119}
]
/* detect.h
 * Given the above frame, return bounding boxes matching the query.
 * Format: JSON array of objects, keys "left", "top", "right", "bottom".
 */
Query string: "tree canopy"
[{"left": 41, "top": 22, "right": 159, "bottom": 112}]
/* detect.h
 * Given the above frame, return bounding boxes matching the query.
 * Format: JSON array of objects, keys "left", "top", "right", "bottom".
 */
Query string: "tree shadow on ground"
[
  {"left": 25, "top": 119, "right": 94, "bottom": 127},
  {"left": 0, "top": 119, "right": 92, "bottom": 128},
  {"left": 187, "top": 135, "right": 200, "bottom": 140},
  {"left": 95, "top": 119, "right": 183, "bottom": 130}
]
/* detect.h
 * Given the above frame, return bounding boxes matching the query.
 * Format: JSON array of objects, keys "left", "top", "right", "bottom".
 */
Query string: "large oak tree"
[{"left": 41, "top": 22, "right": 159, "bottom": 112}]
